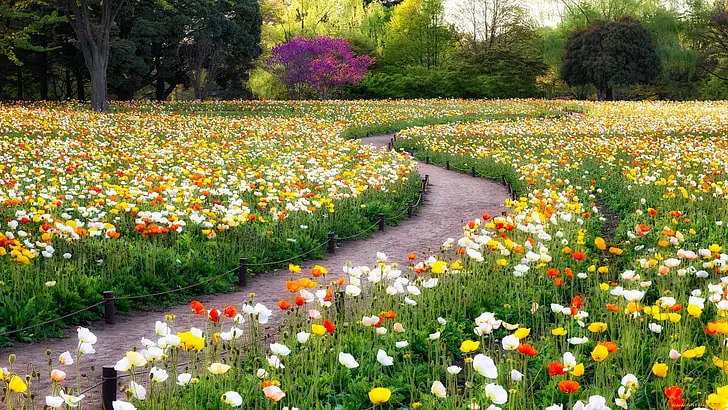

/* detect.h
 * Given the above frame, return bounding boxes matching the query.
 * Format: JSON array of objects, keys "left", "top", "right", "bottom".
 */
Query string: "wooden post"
[
  {"left": 471, "top": 167, "right": 476, "bottom": 177},
  {"left": 103, "top": 291, "right": 115, "bottom": 325},
  {"left": 424, "top": 174, "right": 429, "bottom": 186},
  {"left": 501, "top": 175, "right": 507, "bottom": 186},
  {"left": 378, "top": 213, "right": 385, "bottom": 231},
  {"left": 238, "top": 258, "right": 248, "bottom": 287},
  {"left": 102, "top": 366, "right": 117, "bottom": 410},
  {"left": 425, "top": 155, "right": 430, "bottom": 164},
  {"left": 446, "top": 160, "right": 450, "bottom": 170},
  {"left": 327, "top": 232, "right": 336, "bottom": 254},
  {"left": 407, "top": 202, "right": 414, "bottom": 218}
]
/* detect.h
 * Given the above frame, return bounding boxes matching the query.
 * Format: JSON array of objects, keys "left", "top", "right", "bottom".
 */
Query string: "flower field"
[
  {"left": 6, "top": 99, "right": 728, "bottom": 409},
  {"left": 0, "top": 99, "right": 564, "bottom": 339}
]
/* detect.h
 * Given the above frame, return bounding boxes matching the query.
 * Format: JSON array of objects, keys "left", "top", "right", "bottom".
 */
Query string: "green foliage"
[
  {"left": 383, "top": 0, "right": 452, "bottom": 69},
  {"left": 561, "top": 16, "right": 661, "bottom": 100},
  {"left": 248, "top": 67, "right": 288, "bottom": 99}
]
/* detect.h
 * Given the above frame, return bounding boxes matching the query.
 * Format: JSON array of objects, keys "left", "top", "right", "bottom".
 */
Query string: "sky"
[{"left": 443, "top": 0, "right": 563, "bottom": 27}]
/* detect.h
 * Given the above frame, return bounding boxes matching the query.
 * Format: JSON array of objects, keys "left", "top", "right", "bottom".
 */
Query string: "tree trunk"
[
  {"left": 65, "top": 69, "right": 73, "bottom": 100},
  {"left": 40, "top": 53, "right": 49, "bottom": 100},
  {"left": 605, "top": 86, "right": 614, "bottom": 101},
  {"left": 17, "top": 66, "right": 23, "bottom": 100},
  {"left": 90, "top": 62, "right": 108, "bottom": 111},
  {"left": 155, "top": 79, "right": 166, "bottom": 101},
  {"left": 76, "top": 70, "right": 86, "bottom": 100}
]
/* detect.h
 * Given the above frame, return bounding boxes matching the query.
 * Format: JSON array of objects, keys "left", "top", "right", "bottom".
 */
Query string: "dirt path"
[{"left": 1, "top": 134, "right": 509, "bottom": 405}]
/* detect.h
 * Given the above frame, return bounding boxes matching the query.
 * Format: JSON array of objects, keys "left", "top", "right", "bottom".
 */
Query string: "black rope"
[
  {"left": 247, "top": 239, "right": 329, "bottom": 267},
  {"left": 0, "top": 301, "right": 105, "bottom": 338},
  {"left": 78, "top": 380, "right": 104, "bottom": 395},
  {"left": 115, "top": 267, "right": 239, "bottom": 301},
  {"left": 1, "top": 173, "right": 429, "bottom": 337}
]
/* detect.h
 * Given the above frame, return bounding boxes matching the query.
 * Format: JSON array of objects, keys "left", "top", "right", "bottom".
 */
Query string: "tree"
[
  {"left": 267, "top": 36, "right": 374, "bottom": 99},
  {"left": 693, "top": 6, "right": 728, "bottom": 83},
  {"left": 180, "top": 0, "right": 262, "bottom": 100},
  {"left": 60, "top": 0, "right": 125, "bottom": 111},
  {"left": 0, "top": 0, "right": 62, "bottom": 66},
  {"left": 453, "top": 0, "right": 526, "bottom": 48},
  {"left": 561, "top": 15, "right": 661, "bottom": 99},
  {"left": 383, "top": 0, "right": 452, "bottom": 69}
]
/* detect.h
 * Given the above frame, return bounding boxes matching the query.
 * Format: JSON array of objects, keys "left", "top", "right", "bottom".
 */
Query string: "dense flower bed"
[{"left": 14, "top": 100, "right": 728, "bottom": 409}]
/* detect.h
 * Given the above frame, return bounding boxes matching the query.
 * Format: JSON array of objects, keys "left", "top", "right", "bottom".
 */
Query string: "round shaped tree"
[
  {"left": 561, "top": 16, "right": 661, "bottom": 100},
  {"left": 267, "top": 36, "right": 375, "bottom": 99}
]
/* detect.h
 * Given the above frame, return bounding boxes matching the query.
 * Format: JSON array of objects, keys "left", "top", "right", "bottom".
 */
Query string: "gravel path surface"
[{"left": 1, "top": 134, "right": 509, "bottom": 406}]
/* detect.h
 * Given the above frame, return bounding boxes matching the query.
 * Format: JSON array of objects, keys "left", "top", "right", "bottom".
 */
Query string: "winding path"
[{"left": 1, "top": 134, "right": 509, "bottom": 404}]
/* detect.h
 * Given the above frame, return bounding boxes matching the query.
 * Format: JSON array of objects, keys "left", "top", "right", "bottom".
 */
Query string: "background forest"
[{"left": 3, "top": 0, "right": 728, "bottom": 102}]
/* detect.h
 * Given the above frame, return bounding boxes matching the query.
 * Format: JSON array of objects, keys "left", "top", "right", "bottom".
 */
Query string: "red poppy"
[
  {"left": 554, "top": 278, "right": 564, "bottom": 287},
  {"left": 323, "top": 320, "right": 336, "bottom": 333},
  {"left": 223, "top": 306, "right": 237, "bottom": 318},
  {"left": 558, "top": 380, "right": 580, "bottom": 393},
  {"left": 606, "top": 304, "right": 619, "bottom": 312},
  {"left": 323, "top": 289, "right": 333, "bottom": 302},
  {"left": 408, "top": 253, "right": 417, "bottom": 260},
  {"left": 208, "top": 308, "right": 220, "bottom": 323},
  {"left": 664, "top": 386, "right": 683, "bottom": 399},
  {"left": 191, "top": 300, "right": 205, "bottom": 315},
  {"left": 667, "top": 398, "right": 685, "bottom": 410},
  {"left": 564, "top": 267, "right": 574, "bottom": 279},
  {"left": 482, "top": 213, "right": 492, "bottom": 221},
  {"left": 572, "top": 251, "right": 586, "bottom": 261},
  {"left": 517, "top": 343, "right": 538, "bottom": 357},
  {"left": 548, "top": 362, "right": 567, "bottom": 376},
  {"left": 571, "top": 296, "right": 583, "bottom": 308},
  {"left": 668, "top": 304, "right": 682, "bottom": 312},
  {"left": 294, "top": 296, "right": 306, "bottom": 306},
  {"left": 547, "top": 268, "right": 559, "bottom": 278},
  {"left": 278, "top": 300, "right": 291, "bottom": 310},
  {"left": 374, "top": 316, "right": 384, "bottom": 327}
]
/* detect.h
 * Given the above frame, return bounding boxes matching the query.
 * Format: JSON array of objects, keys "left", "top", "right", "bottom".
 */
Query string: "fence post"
[
  {"left": 103, "top": 291, "right": 115, "bottom": 325},
  {"left": 425, "top": 155, "right": 430, "bottom": 164},
  {"left": 407, "top": 202, "right": 413, "bottom": 218},
  {"left": 378, "top": 213, "right": 385, "bottom": 231},
  {"left": 424, "top": 174, "right": 429, "bottom": 186},
  {"left": 446, "top": 160, "right": 450, "bottom": 170},
  {"left": 238, "top": 258, "right": 248, "bottom": 287},
  {"left": 387, "top": 142, "right": 392, "bottom": 151},
  {"left": 327, "top": 232, "right": 336, "bottom": 254},
  {"left": 501, "top": 174, "right": 507, "bottom": 186},
  {"left": 471, "top": 167, "right": 476, "bottom": 177},
  {"left": 102, "top": 366, "right": 117, "bottom": 410}
]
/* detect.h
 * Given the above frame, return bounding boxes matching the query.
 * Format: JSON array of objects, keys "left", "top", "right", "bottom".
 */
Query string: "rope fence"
[
  {"left": 1, "top": 135, "right": 507, "bottom": 343},
  {"left": 389, "top": 133, "right": 517, "bottom": 201},
  {"left": 0, "top": 165, "right": 429, "bottom": 340}
]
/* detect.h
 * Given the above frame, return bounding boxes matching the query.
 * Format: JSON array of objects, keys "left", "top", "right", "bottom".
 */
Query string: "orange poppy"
[{"left": 559, "top": 380, "right": 580, "bottom": 393}]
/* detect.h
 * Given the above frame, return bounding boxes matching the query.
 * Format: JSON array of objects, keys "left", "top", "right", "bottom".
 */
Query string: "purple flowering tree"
[{"left": 267, "top": 36, "right": 375, "bottom": 99}]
